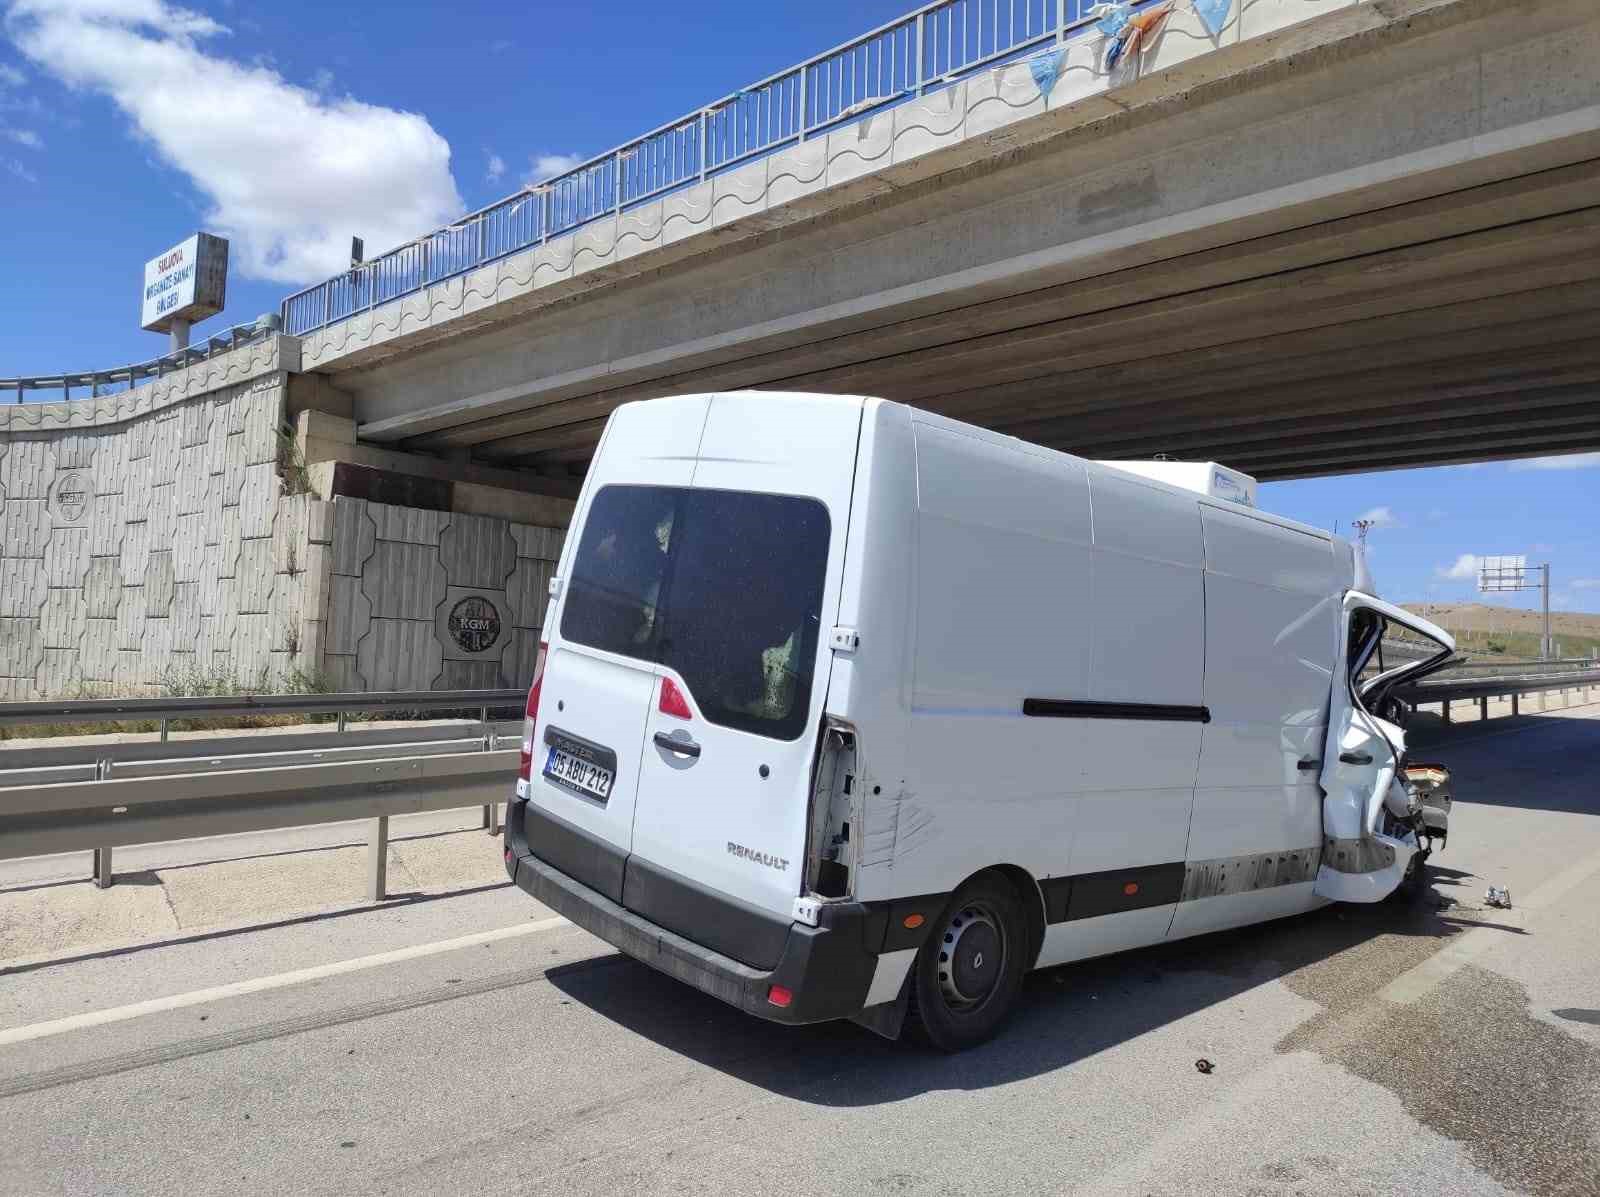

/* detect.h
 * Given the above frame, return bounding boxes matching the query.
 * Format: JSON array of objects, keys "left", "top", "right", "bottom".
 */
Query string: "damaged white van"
[{"left": 504, "top": 393, "right": 1456, "bottom": 1049}]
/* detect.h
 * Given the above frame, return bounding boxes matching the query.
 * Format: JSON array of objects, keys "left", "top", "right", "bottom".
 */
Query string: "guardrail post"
[
  {"left": 367, "top": 816, "right": 389, "bottom": 901},
  {"left": 93, "top": 846, "right": 113, "bottom": 889},
  {"left": 1539, "top": 691, "right": 1546, "bottom": 711},
  {"left": 1478, "top": 696, "right": 1488, "bottom": 720},
  {"left": 481, "top": 705, "right": 499, "bottom": 835},
  {"left": 1441, "top": 700, "right": 1450, "bottom": 723},
  {"left": 1512, "top": 692, "right": 1519, "bottom": 716}
]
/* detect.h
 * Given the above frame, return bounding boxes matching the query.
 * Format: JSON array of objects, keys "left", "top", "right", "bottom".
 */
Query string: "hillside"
[{"left": 1401, "top": 602, "right": 1600, "bottom": 660}]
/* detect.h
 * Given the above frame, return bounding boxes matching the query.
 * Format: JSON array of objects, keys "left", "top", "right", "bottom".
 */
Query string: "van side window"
[{"left": 561, "top": 484, "right": 831, "bottom": 741}]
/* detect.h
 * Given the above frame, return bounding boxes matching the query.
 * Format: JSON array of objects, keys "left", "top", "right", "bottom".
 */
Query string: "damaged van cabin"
[{"left": 504, "top": 393, "right": 1457, "bottom": 1050}]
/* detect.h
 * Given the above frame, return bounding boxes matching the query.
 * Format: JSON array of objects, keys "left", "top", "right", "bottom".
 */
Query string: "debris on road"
[
  {"left": 1195, "top": 1058, "right": 1215, "bottom": 1075},
  {"left": 1485, "top": 886, "right": 1513, "bottom": 908}
]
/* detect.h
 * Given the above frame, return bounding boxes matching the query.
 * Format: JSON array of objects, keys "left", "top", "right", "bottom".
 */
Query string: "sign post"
[
  {"left": 141, "top": 233, "right": 228, "bottom": 350},
  {"left": 1477, "top": 555, "right": 1554, "bottom": 659}
]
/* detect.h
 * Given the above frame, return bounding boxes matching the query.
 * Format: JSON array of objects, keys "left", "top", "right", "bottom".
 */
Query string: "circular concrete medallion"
[
  {"left": 50, "top": 471, "right": 91, "bottom": 523},
  {"left": 447, "top": 595, "right": 502, "bottom": 654}
]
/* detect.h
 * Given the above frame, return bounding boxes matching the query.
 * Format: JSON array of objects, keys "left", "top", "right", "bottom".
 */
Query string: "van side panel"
[{"left": 1170, "top": 505, "right": 1338, "bottom": 939}]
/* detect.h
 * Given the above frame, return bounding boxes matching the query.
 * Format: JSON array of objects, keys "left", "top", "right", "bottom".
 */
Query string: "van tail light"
[
  {"left": 518, "top": 643, "right": 549, "bottom": 781},
  {"left": 659, "top": 676, "right": 693, "bottom": 720}
]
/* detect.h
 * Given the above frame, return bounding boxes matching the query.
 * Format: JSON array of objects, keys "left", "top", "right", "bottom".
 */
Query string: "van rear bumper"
[{"left": 504, "top": 798, "right": 881, "bottom": 1025}]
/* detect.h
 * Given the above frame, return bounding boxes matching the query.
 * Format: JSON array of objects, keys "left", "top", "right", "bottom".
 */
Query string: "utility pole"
[{"left": 1541, "top": 562, "right": 1552, "bottom": 659}]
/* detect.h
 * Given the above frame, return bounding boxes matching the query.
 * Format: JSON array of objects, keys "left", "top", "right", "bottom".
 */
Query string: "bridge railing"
[
  {"left": 279, "top": 0, "right": 1108, "bottom": 338},
  {"left": 0, "top": 318, "right": 279, "bottom": 405}
]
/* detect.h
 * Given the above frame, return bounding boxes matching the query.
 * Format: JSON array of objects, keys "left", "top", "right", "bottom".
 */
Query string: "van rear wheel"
[{"left": 908, "top": 874, "right": 1028, "bottom": 1051}]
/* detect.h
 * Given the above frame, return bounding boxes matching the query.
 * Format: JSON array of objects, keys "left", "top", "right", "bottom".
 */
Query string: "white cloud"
[
  {"left": 1510, "top": 452, "right": 1600, "bottom": 471},
  {"left": 1573, "top": 578, "right": 1600, "bottom": 591},
  {"left": 1, "top": 125, "right": 40, "bottom": 145},
  {"left": 524, "top": 151, "right": 583, "bottom": 184},
  {"left": 3, "top": 153, "right": 36, "bottom": 181},
  {"left": 1437, "top": 553, "right": 1481, "bottom": 581},
  {"left": 1355, "top": 505, "right": 1399, "bottom": 529},
  {"left": 0, "top": 61, "right": 25, "bottom": 84},
  {"left": 7, "top": 0, "right": 463, "bottom": 285},
  {"left": 485, "top": 151, "right": 504, "bottom": 182},
  {"left": 309, "top": 66, "right": 333, "bottom": 92}
]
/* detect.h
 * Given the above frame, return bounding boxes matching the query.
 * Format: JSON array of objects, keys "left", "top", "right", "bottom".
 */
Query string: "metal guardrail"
[
  {"left": 1397, "top": 666, "right": 1600, "bottom": 723},
  {"left": 0, "top": 689, "right": 527, "bottom": 899},
  {"left": 1, "top": 318, "right": 279, "bottom": 405},
  {"left": 279, "top": 0, "right": 1111, "bottom": 337}
]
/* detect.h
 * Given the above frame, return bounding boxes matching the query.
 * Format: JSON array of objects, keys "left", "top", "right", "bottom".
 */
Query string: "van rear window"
[{"left": 560, "top": 485, "right": 831, "bottom": 741}]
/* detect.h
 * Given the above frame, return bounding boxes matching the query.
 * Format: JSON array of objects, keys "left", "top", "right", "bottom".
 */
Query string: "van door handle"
[
  {"left": 1339, "top": 751, "right": 1373, "bottom": 766},
  {"left": 654, "top": 731, "right": 701, "bottom": 758},
  {"left": 1297, "top": 757, "right": 1321, "bottom": 771}
]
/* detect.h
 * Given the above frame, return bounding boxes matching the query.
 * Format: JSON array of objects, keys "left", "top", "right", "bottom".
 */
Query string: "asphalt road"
[{"left": 2, "top": 707, "right": 1598, "bottom": 1196}]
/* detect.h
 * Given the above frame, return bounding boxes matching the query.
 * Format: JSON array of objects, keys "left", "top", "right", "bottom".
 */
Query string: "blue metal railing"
[{"left": 281, "top": 0, "right": 1105, "bottom": 338}]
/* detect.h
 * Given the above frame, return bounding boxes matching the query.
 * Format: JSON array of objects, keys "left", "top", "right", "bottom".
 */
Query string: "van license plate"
[{"left": 544, "top": 747, "right": 614, "bottom": 801}]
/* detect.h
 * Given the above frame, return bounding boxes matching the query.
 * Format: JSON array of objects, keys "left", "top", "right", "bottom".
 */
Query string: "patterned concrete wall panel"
[
  {"left": 0, "top": 616, "right": 42, "bottom": 680},
  {"left": 39, "top": 588, "right": 85, "bottom": 650},
  {"left": 439, "top": 512, "right": 516, "bottom": 590},
  {"left": 173, "top": 513, "right": 207, "bottom": 583},
  {"left": 35, "top": 649, "right": 82, "bottom": 698},
  {"left": 362, "top": 540, "right": 446, "bottom": 620},
  {"left": 3, "top": 499, "right": 50, "bottom": 557},
  {"left": 220, "top": 437, "right": 248, "bottom": 510},
  {"left": 765, "top": 140, "right": 829, "bottom": 209},
  {"left": 203, "top": 398, "right": 231, "bottom": 479},
  {"left": 81, "top": 618, "right": 118, "bottom": 682},
  {"left": 824, "top": 111, "right": 895, "bottom": 189},
  {"left": 218, "top": 507, "right": 241, "bottom": 578},
  {"left": 120, "top": 520, "right": 151, "bottom": 586},
  {"left": 84, "top": 556, "right": 122, "bottom": 619},
  {"left": 234, "top": 614, "right": 274, "bottom": 683},
  {"left": 55, "top": 432, "right": 98, "bottom": 470},
  {"left": 44, "top": 526, "right": 90, "bottom": 589},
  {"left": 357, "top": 619, "right": 441, "bottom": 691},
  {"left": 125, "top": 414, "right": 154, "bottom": 461},
  {"left": 47, "top": 468, "right": 94, "bottom": 530},
  {"left": 146, "top": 482, "right": 177, "bottom": 551},
  {"left": 144, "top": 550, "right": 175, "bottom": 617},
  {"left": 273, "top": 494, "right": 308, "bottom": 574},
  {"left": 94, "top": 432, "right": 128, "bottom": 497},
  {"left": 298, "top": 619, "right": 326, "bottom": 672},
  {"left": 326, "top": 574, "right": 371, "bottom": 656},
  {"left": 506, "top": 558, "right": 553, "bottom": 629},
  {"left": 370, "top": 501, "right": 448, "bottom": 546},
  {"left": 0, "top": 558, "right": 46, "bottom": 618},
  {"left": 139, "top": 617, "right": 173, "bottom": 685},
  {"left": 301, "top": 542, "right": 331, "bottom": 620},
  {"left": 171, "top": 581, "right": 202, "bottom": 647},
  {"left": 236, "top": 538, "right": 274, "bottom": 613},
  {"left": 240, "top": 384, "right": 283, "bottom": 465},
  {"left": 114, "top": 651, "right": 143, "bottom": 693},
  {"left": 149, "top": 412, "right": 182, "bottom": 482},
  {"left": 331, "top": 498, "right": 375, "bottom": 576},
  {"left": 179, "top": 397, "right": 213, "bottom": 448},
  {"left": 440, "top": 660, "right": 502, "bottom": 690},
  {"left": 239, "top": 462, "right": 277, "bottom": 538},
  {"left": 88, "top": 493, "right": 126, "bottom": 557},
  {"left": 271, "top": 573, "right": 303, "bottom": 652},
  {"left": 122, "top": 456, "right": 152, "bottom": 523},
  {"left": 116, "top": 585, "right": 147, "bottom": 650},
  {"left": 501, "top": 628, "right": 543, "bottom": 690},
  {"left": 0, "top": 439, "right": 51, "bottom": 499},
  {"left": 511, "top": 524, "right": 565, "bottom": 560},
  {"left": 213, "top": 580, "right": 238, "bottom": 648},
  {"left": 322, "top": 654, "right": 361, "bottom": 692},
  {"left": 176, "top": 444, "right": 209, "bottom": 515},
  {"left": 307, "top": 499, "right": 334, "bottom": 545}
]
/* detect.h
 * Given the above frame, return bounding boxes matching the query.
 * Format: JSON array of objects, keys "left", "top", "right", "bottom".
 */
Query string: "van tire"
[{"left": 907, "top": 874, "right": 1028, "bottom": 1051}]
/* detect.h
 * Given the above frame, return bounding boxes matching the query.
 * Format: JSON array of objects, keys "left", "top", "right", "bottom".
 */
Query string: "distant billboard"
[
  {"left": 1478, "top": 555, "right": 1527, "bottom": 593},
  {"left": 141, "top": 233, "right": 228, "bottom": 333}
]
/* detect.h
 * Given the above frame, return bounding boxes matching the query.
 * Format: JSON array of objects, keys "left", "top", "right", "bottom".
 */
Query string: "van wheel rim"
[{"left": 936, "top": 902, "right": 1005, "bottom": 1012}]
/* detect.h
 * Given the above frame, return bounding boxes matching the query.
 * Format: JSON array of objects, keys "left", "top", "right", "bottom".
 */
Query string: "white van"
[{"left": 504, "top": 393, "right": 1456, "bottom": 1049}]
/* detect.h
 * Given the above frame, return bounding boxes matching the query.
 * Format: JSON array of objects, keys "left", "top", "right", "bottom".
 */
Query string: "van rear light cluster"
[
  {"left": 659, "top": 676, "right": 693, "bottom": 719},
  {"left": 518, "top": 643, "right": 549, "bottom": 781}
]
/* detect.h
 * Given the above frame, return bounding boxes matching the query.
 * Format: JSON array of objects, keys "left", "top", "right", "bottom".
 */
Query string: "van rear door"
[
  {"left": 524, "top": 398, "right": 711, "bottom": 901},
  {"left": 624, "top": 395, "right": 862, "bottom": 968},
  {"left": 1314, "top": 592, "right": 1454, "bottom": 903}
]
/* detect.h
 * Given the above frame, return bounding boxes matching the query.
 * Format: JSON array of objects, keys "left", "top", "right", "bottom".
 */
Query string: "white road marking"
[
  {"left": 1379, "top": 849, "right": 1600, "bottom": 1006},
  {"left": 0, "top": 916, "right": 571, "bottom": 1048}
]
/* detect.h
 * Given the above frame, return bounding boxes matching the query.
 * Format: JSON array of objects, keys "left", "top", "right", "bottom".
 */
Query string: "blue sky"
[{"left": 1, "top": 0, "right": 1595, "bottom": 610}]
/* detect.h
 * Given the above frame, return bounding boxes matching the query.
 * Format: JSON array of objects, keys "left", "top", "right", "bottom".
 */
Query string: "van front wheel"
[{"left": 908, "top": 874, "right": 1028, "bottom": 1051}]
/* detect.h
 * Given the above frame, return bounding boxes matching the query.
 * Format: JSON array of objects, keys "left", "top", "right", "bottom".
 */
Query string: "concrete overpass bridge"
[{"left": 279, "top": 0, "right": 1600, "bottom": 488}]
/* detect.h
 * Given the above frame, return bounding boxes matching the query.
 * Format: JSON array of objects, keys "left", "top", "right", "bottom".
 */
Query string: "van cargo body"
[{"left": 505, "top": 393, "right": 1455, "bottom": 1048}]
